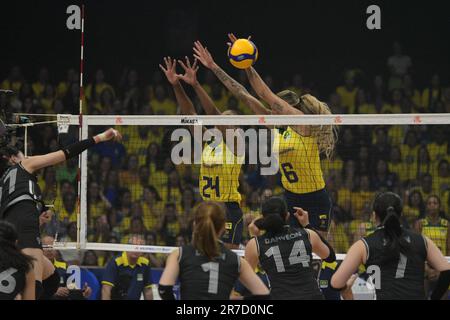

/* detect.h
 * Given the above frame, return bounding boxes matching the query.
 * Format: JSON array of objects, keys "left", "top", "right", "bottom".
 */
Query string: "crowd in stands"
[{"left": 1, "top": 42, "right": 449, "bottom": 269}]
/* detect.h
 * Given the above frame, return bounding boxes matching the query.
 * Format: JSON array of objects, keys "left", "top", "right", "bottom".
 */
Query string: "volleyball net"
[{"left": 34, "top": 114, "right": 450, "bottom": 263}]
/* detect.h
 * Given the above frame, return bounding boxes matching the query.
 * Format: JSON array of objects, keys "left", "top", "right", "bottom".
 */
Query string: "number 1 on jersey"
[{"left": 201, "top": 262, "right": 219, "bottom": 294}]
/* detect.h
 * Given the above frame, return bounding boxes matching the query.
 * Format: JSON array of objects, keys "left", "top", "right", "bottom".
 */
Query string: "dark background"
[{"left": 1, "top": 0, "right": 449, "bottom": 95}]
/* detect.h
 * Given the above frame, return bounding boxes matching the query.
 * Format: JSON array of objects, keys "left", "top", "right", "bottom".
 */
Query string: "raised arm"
[
  {"left": 177, "top": 56, "right": 221, "bottom": 115},
  {"left": 193, "top": 41, "right": 270, "bottom": 115},
  {"left": 159, "top": 57, "right": 196, "bottom": 116},
  {"left": 224, "top": 33, "right": 303, "bottom": 116}
]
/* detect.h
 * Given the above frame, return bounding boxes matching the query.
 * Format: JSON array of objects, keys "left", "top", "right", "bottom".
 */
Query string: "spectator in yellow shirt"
[
  {"left": 370, "top": 75, "right": 387, "bottom": 112},
  {"left": 158, "top": 203, "right": 181, "bottom": 246},
  {"left": 421, "top": 74, "right": 443, "bottom": 112},
  {"left": 381, "top": 89, "right": 403, "bottom": 113},
  {"left": 32, "top": 67, "right": 50, "bottom": 98},
  {"left": 428, "top": 127, "right": 449, "bottom": 162},
  {"left": 56, "top": 68, "right": 78, "bottom": 99},
  {"left": 416, "top": 145, "right": 432, "bottom": 181},
  {"left": 115, "top": 188, "right": 133, "bottom": 230},
  {"left": 119, "top": 154, "right": 140, "bottom": 187},
  {"left": 355, "top": 89, "right": 376, "bottom": 114},
  {"left": 1, "top": 66, "right": 24, "bottom": 92},
  {"left": 85, "top": 69, "right": 115, "bottom": 103},
  {"left": 415, "top": 195, "right": 450, "bottom": 256},
  {"left": 350, "top": 175, "right": 375, "bottom": 220},
  {"left": 160, "top": 170, "right": 183, "bottom": 204},
  {"left": 402, "top": 74, "right": 422, "bottom": 112},
  {"left": 145, "top": 142, "right": 163, "bottom": 175},
  {"left": 327, "top": 190, "right": 351, "bottom": 253},
  {"left": 150, "top": 85, "right": 177, "bottom": 115},
  {"left": 141, "top": 186, "right": 163, "bottom": 231},
  {"left": 415, "top": 173, "right": 437, "bottom": 201},
  {"left": 58, "top": 191, "right": 78, "bottom": 225},
  {"left": 89, "top": 214, "right": 111, "bottom": 244},
  {"left": 39, "top": 84, "right": 56, "bottom": 112},
  {"left": 336, "top": 73, "right": 358, "bottom": 113},
  {"left": 402, "top": 189, "right": 425, "bottom": 229},
  {"left": 401, "top": 130, "right": 420, "bottom": 181},
  {"left": 435, "top": 160, "right": 450, "bottom": 196},
  {"left": 178, "top": 187, "right": 197, "bottom": 237},
  {"left": 87, "top": 182, "right": 112, "bottom": 226},
  {"left": 95, "top": 87, "right": 115, "bottom": 113}
]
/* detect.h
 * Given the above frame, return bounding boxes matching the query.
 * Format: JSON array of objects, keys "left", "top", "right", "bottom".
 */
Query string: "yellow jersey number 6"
[
  {"left": 202, "top": 176, "right": 220, "bottom": 198},
  {"left": 281, "top": 163, "right": 299, "bottom": 183}
]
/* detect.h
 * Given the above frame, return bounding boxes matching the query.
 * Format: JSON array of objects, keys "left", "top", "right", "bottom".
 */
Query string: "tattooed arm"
[
  {"left": 193, "top": 41, "right": 270, "bottom": 115},
  {"left": 246, "top": 67, "right": 302, "bottom": 116}
]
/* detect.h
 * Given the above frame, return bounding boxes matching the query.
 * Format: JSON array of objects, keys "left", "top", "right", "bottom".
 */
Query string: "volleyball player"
[
  {"left": 160, "top": 57, "right": 264, "bottom": 249},
  {"left": 0, "top": 127, "right": 121, "bottom": 299},
  {"left": 244, "top": 197, "right": 336, "bottom": 299},
  {"left": 158, "top": 201, "right": 270, "bottom": 300},
  {"left": 0, "top": 221, "right": 35, "bottom": 300},
  {"left": 331, "top": 192, "right": 450, "bottom": 300},
  {"left": 195, "top": 35, "right": 337, "bottom": 233},
  {"left": 193, "top": 37, "right": 339, "bottom": 298}
]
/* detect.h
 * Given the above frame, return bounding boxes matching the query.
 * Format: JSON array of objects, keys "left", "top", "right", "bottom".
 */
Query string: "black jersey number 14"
[
  {"left": 265, "top": 239, "right": 310, "bottom": 272},
  {"left": 202, "top": 176, "right": 220, "bottom": 198}
]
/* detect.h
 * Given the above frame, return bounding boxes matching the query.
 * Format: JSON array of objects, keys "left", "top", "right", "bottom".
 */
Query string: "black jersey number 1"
[
  {"left": 202, "top": 176, "right": 220, "bottom": 198},
  {"left": 281, "top": 163, "right": 299, "bottom": 183},
  {"left": 0, "top": 168, "right": 18, "bottom": 203}
]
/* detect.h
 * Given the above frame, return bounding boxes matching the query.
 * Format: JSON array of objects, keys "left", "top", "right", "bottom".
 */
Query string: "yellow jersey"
[
  {"left": 274, "top": 127, "right": 325, "bottom": 194},
  {"left": 199, "top": 141, "right": 243, "bottom": 202},
  {"left": 421, "top": 217, "right": 448, "bottom": 255}
]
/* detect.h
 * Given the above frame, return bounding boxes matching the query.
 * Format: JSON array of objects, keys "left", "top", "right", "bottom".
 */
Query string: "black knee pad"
[
  {"left": 40, "top": 270, "right": 60, "bottom": 300},
  {"left": 35, "top": 280, "right": 43, "bottom": 299}
]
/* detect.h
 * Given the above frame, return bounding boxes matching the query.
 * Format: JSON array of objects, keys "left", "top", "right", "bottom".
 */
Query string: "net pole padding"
[
  {"left": 82, "top": 113, "right": 450, "bottom": 126},
  {"left": 76, "top": 4, "right": 85, "bottom": 250},
  {"left": 79, "top": 116, "right": 88, "bottom": 249}
]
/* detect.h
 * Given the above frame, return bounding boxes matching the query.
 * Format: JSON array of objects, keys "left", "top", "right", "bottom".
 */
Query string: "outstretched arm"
[
  {"left": 177, "top": 56, "right": 220, "bottom": 115},
  {"left": 246, "top": 67, "right": 303, "bottom": 115},
  {"left": 193, "top": 41, "right": 270, "bottom": 115},
  {"left": 22, "top": 128, "right": 121, "bottom": 174},
  {"left": 159, "top": 57, "right": 196, "bottom": 116}
]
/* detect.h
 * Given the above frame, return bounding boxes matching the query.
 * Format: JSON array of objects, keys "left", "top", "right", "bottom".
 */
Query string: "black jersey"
[
  {"left": 256, "top": 225, "right": 323, "bottom": 299},
  {"left": 178, "top": 242, "right": 240, "bottom": 300},
  {"left": 0, "top": 163, "right": 43, "bottom": 218},
  {"left": 362, "top": 227, "right": 427, "bottom": 300},
  {"left": 0, "top": 267, "right": 26, "bottom": 300}
]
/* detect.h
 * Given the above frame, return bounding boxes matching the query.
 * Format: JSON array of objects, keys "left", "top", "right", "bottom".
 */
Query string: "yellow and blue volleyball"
[{"left": 227, "top": 39, "right": 258, "bottom": 69}]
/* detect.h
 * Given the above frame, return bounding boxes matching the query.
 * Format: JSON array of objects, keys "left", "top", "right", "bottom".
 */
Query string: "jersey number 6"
[{"left": 281, "top": 163, "right": 299, "bottom": 183}]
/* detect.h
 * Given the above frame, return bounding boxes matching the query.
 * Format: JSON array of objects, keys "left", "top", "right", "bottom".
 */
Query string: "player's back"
[
  {"left": 257, "top": 225, "right": 323, "bottom": 299},
  {"left": 178, "top": 242, "right": 240, "bottom": 300},
  {"left": 363, "top": 227, "right": 427, "bottom": 300},
  {"left": 0, "top": 267, "right": 26, "bottom": 300},
  {"left": 0, "top": 163, "right": 42, "bottom": 218}
]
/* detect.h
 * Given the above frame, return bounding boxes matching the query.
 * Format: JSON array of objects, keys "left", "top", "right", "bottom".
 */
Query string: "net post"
[{"left": 78, "top": 115, "right": 88, "bottom": 250}]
